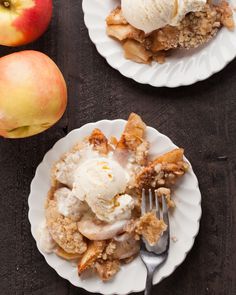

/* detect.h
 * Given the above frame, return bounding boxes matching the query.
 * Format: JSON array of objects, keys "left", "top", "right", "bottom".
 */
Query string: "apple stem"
[{"left": 2, "top": 1, "right": 10, "bottom": 8}]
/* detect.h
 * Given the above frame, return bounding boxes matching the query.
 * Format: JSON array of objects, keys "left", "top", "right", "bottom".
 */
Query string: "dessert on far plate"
[
  {"left": 37, "top": 113, "right": 189, "bottom": 281},
  {"left": 106, "top": 0, "right": 235, "bottom": 64}
]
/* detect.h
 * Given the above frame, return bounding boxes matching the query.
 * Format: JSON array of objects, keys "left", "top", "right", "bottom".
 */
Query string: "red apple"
[
  {"left": 0, "top": 50, "right": 67, "bottom": 138},
  {"left": 0, "top": 0, "right": 53, "bottom": 46}
]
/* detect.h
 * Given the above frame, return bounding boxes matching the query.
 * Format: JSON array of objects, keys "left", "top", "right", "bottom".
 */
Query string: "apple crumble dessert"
[
  {"left": 37, "top": 113, "right": 189, "bottom": 281},
  {"left": 106, "top": 0, "right": 235, "bottom": 64}
]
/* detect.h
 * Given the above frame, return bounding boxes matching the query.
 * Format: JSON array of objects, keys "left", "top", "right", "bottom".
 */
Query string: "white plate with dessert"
[
  {"left": 82, "top": 0, "right": 236, "bottom": 87},
  {"left": 28, "top": 113, "right": 201, "bottom": 294}
]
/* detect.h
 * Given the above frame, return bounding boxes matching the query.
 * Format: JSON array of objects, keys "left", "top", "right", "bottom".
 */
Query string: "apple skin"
[
  {"left": 0, "top": 50, "right": 67, "bottom": 139},
  {"left": 0, "top": 0, "right": 53, "bottom": 46}
]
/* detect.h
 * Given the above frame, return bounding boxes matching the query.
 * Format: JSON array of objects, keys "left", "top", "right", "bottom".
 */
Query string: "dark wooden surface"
[{"left": 0, "top": 1, "right": 236, "bottom": 295}]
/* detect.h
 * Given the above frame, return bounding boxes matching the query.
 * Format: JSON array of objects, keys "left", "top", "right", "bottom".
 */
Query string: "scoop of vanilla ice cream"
[
  {"left": 37, "top": 220, "right": 56, "bottom": 253},
  {"left": 72, "top": 157, "right": 134, "bottom": 222},
  {"left": 121, "top": 0, "right": 207, "bottom": 33},
  {"left": 55, "top": 145, "right": 100, "bottom": 188},
  {"left": 73, "top": 158, "right": 128, "bottom": 201},
  {"left": 55, "top": 187, "right": 88, "bottom": 220}
]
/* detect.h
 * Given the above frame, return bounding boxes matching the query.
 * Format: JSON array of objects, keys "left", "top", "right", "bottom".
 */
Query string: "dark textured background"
[{"left": 0, "top": 1, "right": 236, "bottom": 295}]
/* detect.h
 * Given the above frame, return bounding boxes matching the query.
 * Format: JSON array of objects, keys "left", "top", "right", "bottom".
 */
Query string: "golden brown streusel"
[
  {"left": 216, "top": 0, "right": 235, "bottom": 30},
  {"left": 95, "top": 260, "right": 121, "bottom": 281},
  {"left": 135, "top": 140, "right": 149, "bottom": 166},
  {"left": 136, "top": 149, "right": 189, "bottom": 189},
  {"left": 102, "top": 241, "right": 117, "bottom": 260},
  {"left": 136, "top": 212, "right": 167, "bottom": 246},
  {"left": 177, "top": 4, "right": 221, "bottom": 49},
  {"left": 45, "top": 200, "right": 87, "bottom": 254}
]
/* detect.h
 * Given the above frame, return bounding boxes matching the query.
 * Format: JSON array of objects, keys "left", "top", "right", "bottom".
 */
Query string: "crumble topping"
[
  {"left": 46, "top": 199, "right": 87, "bottom": 254},
  {"left": 136, "top": 149, "right": 189, "bottom": 189},
  {"left": 136, "top": 212, "right": 167, "bottom": 246},
  {"left": 95, "top": 259, "right": 121, "bottom": 281},
  {"left": 102, "top": 241, "right": 117, "bottom": 260},
  {"left": 177, "top": 4, "right": 221, "bottom": 49},
  {"left": 135, "top": 140, "right": 149, "bottom": 165}
]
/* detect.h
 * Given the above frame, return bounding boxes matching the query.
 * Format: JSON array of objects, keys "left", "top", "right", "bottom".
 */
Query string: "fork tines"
[{"left": 142, "top": 188, "right": 169, "bottom": 226}]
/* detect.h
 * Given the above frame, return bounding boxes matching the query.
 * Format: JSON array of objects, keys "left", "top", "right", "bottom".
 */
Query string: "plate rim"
[{"left": 28, "top": 119, "right": 202, "bottom": 294}]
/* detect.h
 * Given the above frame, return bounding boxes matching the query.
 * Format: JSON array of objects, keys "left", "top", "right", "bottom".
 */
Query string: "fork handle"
[{"left": 144, "top": 268, "right": 155, "bottom": 295}]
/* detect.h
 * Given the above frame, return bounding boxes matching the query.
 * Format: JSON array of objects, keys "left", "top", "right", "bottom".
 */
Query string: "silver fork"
[{"left": 140, "top": 189, "right": 170, "bottom": 295}]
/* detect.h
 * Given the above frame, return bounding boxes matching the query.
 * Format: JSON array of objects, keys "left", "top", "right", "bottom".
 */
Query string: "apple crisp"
[
  {"left": 106, "top": 1, "right": 234, "bottom": 64},
  {"left": 38, "top": 113, "right": 189, "bottom": 281}
]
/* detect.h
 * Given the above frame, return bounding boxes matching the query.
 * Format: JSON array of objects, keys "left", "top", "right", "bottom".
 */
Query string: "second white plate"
[
  {"left": 82, "top": 0, "right": 236, "bottom": 87},
  {"left": 28, "top": 119, "right": 201, "bottom": 294}
]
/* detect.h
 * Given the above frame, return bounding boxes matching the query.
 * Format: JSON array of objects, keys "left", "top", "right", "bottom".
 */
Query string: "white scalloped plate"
[
  {"left": 82, "top": 0, "right": 236, "bottom": 87},
  {"left": 28, "top": 120, "right": 201, "bottom": 295}
]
